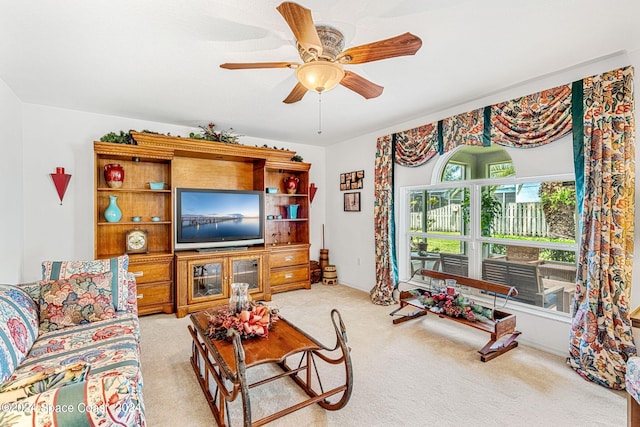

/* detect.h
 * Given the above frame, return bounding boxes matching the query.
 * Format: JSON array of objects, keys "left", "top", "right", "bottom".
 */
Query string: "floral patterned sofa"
[{"left": 0, "top": 255, "right": 145, "bottom": 426}]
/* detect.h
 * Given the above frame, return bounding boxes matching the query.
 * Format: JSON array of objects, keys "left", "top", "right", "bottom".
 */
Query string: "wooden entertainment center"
[{"left": 94, "top": 132, "right": 311, "bottom": 317}]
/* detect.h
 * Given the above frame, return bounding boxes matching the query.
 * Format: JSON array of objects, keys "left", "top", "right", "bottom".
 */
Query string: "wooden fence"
[{"left": 411, "top": 202, "right": 548, "bottom": 237}]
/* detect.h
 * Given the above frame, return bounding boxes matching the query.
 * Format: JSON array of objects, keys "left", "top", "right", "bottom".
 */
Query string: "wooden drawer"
[
  {"left": 136, "top": 282, "right": 172, "bottom": 306},
  {"left": 270, "top": 249, "right": 309, "bottom": 268},
  {"left": 270, "top": 266, "right": 309, "bottom": 286},
  {"left": 129, "top": 259, "right": 173, "bottom": 284}
]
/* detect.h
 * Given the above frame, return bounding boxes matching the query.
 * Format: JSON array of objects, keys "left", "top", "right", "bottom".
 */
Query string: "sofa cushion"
[
  {"left": 9, "top": 312, "right": 141, "bottom": 393},
  {"left": 0, "top": 285, "right": 39, "bottom": 383},
  {"left": 38, "top": 272, "right": 116, "bottom": 333},
  {"left": 42, "top": 255, "right": 129, "bottom": 311}
]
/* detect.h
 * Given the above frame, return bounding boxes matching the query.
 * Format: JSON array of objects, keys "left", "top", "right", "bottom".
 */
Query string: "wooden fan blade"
[
  {"left": 340, "top": 71, "right": 383, "bottom": 99},
  {"left": 283, "top": 82, "right": 308, "bottom": 104},
  {"left": 336, "top": 33, "right": 422, "bottom": 65},
  {"left": 276, "top": 2, "right": 323, "bottom": 56},
  {"left": 220, "top": 62, "right": 298, "bottom": 70}
]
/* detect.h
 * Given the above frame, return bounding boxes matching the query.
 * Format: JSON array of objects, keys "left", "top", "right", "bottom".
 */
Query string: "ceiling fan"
[{"left": 220, "top": 1, "right": 423, "bottom": 104}]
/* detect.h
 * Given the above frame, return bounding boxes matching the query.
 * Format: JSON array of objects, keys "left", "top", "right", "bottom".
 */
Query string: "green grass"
[
  {"left": 414, "top": 231, "right": 576, "bottom": 261},
  {"left": 423, "top": 238, "right": 462, "bottom": 254},
  {"left": 492, "top": 234, "right": 576, "bottom": 244}
]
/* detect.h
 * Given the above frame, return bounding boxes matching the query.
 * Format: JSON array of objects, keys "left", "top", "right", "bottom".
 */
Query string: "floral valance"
[
  {"left": 393, "top": 84, "right": 573, "bottom": 166},
  {"left": 394, "top": 124, "right": 439, "bottom": 167},
  {"left": 442, "top": 108, "right": 487, "bottom": 152},
  {"left": 492, "top": 84, "right": 573, "bottom": 148}
]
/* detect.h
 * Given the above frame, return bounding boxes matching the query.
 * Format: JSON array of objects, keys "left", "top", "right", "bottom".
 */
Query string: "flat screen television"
[{"left": 175, "top": 188, "right": 264, "bottom": 251}]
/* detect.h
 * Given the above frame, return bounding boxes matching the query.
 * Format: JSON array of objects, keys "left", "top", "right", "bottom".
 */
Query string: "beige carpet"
[{"left": 140, "top": 284, "right": 625, "bottom": 426}]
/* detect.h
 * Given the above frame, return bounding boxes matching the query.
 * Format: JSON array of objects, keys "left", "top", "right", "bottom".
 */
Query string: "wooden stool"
[{"left": 322, "top": 265, "right": 337, "bottom": 286}]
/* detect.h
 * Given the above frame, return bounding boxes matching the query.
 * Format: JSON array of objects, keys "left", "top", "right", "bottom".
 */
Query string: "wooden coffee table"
[{"left": 188, "top": 308, "right": 353, "bottom": 426}]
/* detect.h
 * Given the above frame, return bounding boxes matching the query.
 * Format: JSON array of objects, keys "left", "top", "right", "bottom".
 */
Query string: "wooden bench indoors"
[{"left": 391, "top": 269, "right": 521, "bottom": 362}]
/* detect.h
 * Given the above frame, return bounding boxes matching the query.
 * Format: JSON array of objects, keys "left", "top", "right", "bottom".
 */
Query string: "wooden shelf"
[
  {"left": 95, "top": 134, "right": 312, "bottom": 316},
  {"left": 95, "top": 142, "right": 175, "bottom": 315},
  {"left": 97, "top": 221, "right": 171, "bottom": 226},
  {"left": 97, "top": 188, "right": 172, "bottom": 193}
]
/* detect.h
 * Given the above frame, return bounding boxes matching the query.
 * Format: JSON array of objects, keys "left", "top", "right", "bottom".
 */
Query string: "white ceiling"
[{"left": 2, "top": 0, "right": 640, "bottom": 146}]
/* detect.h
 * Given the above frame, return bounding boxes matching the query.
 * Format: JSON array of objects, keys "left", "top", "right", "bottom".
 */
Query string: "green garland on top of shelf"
[
  {"left": 100, "top": 130, "right": 135, "bottom": 144},
  {"left": 98, "top": 125, "right": 303, "bottom": 162}
]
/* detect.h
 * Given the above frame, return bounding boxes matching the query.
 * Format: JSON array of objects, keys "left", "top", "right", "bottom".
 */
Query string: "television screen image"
[{"left": 175, "top": 188, "right": 264, "bottom": 250}]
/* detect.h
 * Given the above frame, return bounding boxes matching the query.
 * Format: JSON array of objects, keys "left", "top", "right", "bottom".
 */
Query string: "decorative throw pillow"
[
  {"left": 16, "top": 282, "right": 42, "bottom": 307},
  {"left": 42, "top": 255, "right": 129, "bottom": 311},
  {"left": 0, "top": 285, "right": 39, "bottom": 383},
  {"left": 39, "top": 272, "right": 116, "bottom": 334}
]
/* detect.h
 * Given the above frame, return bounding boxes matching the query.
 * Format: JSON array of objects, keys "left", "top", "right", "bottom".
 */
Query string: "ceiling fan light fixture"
[{"left": 296, "top": 61, "right": 345, "bottom": 93}]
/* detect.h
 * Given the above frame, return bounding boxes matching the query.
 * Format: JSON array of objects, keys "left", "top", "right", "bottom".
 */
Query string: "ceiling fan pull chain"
[{"left": 317, "top": 92, "right": 323, "bottom": 135}]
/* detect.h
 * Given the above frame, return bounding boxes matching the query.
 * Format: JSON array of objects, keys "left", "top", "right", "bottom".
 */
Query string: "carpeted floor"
[{"left": 139, "top": 283, "right": 625, "bottom": 426}]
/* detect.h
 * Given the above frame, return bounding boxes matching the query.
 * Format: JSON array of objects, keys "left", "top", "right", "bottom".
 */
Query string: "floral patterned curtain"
[
  {"left": 394, "top": 123, "right": 439, "bottom": 167},
  {"left": 370, "top": 134, "right": 397, "bottom": 304},
  {"left": 567, "top": 66, "right": 637, "bottom": 389},
  {"left": 491, "top": 84, "right": 573, "bottom": 147},
  {"left": 442, "top": 108, "right": 487, "bottom": 151}
]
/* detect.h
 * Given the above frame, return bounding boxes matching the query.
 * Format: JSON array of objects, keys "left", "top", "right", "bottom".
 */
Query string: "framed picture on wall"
[
  {"left": 340, "top": 170, "right": 364, "bottom": 190},
  {"left": 344, "top": 192, "right": 361, "bottom": 212}
]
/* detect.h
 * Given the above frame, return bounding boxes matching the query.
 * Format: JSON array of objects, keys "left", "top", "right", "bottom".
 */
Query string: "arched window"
[{"left": 441, "top": 145, "right": 515, "bottom": 182}]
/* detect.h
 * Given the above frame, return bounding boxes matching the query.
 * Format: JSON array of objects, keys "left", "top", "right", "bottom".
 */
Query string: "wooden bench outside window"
[{"left": 482, "top": 258, "right": 566, "bottom": 311}]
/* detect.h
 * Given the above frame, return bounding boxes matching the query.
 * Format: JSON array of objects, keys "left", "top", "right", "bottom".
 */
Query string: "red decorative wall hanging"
[
  {"left": 309, "top": 183, "right": 318, "bottom": 203},
  {"left": 51, "top": 167, "right": 72, "bottom": 205}
]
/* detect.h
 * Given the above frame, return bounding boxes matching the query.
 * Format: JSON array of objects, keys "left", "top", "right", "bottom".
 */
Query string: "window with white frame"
[
  {"left": 442, "top": 161, "right": 467, "bottom": 181},
  {"left": 402, "top": 145, "right": 578, "bottom": 314}
]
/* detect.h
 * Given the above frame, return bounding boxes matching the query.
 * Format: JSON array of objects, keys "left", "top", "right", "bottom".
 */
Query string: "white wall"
[
  {"left": 0, "top": 80, "right": 23, "bottom": 282},
  {"left": 325, "top": 50, "right": 640, "bottom": 356},
  {"left": 17, "top": 105, "right": 327, "bottom": 283},
  {"left": 323, "top": 137, "right": 377, "bottom": 289}
]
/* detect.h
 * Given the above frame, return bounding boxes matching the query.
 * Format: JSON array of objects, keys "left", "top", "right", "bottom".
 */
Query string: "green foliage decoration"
[
  {"left": 100, "top": 130, "right": 135, "bottom": 144},
  {"left": 98, "top": 123, "right": 304, "bottom": 162}
]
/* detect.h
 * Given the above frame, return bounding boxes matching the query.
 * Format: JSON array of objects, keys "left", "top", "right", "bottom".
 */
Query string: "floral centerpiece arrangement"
[
  {"left": 205, "top": 302, "right": 279, "bottom": 341},
  {"left": 410, "top": 288, "right": 493, "bottom": 322}
]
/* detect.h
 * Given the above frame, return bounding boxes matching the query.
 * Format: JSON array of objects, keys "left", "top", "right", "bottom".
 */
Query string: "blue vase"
[
  {"left": 287, "top": 204, "right": 299, "bottom": 219},
  {"left": 104, "top": 195, "right": 122, "bottom": 222}
]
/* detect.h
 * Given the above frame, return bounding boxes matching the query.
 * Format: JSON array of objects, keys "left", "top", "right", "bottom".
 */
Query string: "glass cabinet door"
[
  {"left": 191, "top": 261, "right": 224, "bottom": 301},
  {"left": 231, "top": 257, "right": 261, "bottom": 291}
]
